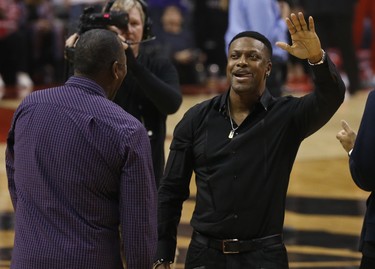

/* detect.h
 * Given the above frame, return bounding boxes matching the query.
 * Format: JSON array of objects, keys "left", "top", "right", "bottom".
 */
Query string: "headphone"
[{"left": 137, "top": 0, "right": 154, "bottom": 40}]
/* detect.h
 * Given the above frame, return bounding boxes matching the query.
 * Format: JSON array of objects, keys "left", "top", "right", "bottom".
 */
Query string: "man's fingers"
[
  {"left": 285, "top": 17, "right": 296, "bottom": 34},
  {"left": 341, "top": 120, "right": 351, "bottom": 133},
  {"left": 275, "top": 41, "right": 291, "bottom": 53},
  {"left": 290, "top": 13, "right": 301, "bottom": 30},
  {"left": 336, "top": 130, "right": 346, "bottom": 140},
  {"left": 298, "top": 12, "right": 308, "bottom": 31},
  {"left": 308, "top": 16, "right": 315, "bottom": 33}
]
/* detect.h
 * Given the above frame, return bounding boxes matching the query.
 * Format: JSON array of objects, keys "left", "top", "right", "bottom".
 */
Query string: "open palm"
[{"left": 276, "top": 12, "right": 322, "bottom": 60}]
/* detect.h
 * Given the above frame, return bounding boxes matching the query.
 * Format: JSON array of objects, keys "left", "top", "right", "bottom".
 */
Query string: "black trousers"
[
  {"left": 185, "top": 236, "right": 289, "bottom": 269},
  {"left": 312, "top": 13, "right": 360, "bottom": 93}
]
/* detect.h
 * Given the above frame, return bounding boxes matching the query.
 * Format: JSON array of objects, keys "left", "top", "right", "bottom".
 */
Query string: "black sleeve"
[
  {"left": 350, "top": 91, "right": 375, "bottom": 191},
  {"left": 130, "top": 53, "right": 182, "bottom": 115}
]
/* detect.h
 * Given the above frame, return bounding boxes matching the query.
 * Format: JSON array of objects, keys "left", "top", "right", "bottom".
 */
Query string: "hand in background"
[
  {"left": 336, "top": 120, "right": 357, "bottom": 153},
  {"left": 65, "top": 33, "right": 79, "bottom": 48}
]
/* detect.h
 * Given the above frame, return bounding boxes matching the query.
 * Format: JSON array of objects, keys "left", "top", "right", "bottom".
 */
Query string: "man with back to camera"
[
  {"left": 337, "top": 105, "right": 375, "bottom": 268},
  {"left": 154, "top": 12, "right": 346, "bottom": 269},
  {"left": 6, "top": 28, "right": 157, "bottom": 269}
]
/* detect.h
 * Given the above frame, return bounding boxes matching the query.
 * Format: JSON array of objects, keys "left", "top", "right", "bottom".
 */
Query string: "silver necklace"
[{"left": 227, "top": 100, "right": 239, "bottom": 139}]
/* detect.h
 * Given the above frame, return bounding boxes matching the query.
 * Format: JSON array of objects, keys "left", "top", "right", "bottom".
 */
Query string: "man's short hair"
[
  {"left": 74, "top": 29, "right": 123, "bottom": 76},
  {"left": 228, "top": 31, "right": 273, "bottom": 57}
]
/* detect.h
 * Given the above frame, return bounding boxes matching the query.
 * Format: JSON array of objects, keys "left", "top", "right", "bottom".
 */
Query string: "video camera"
[{"left": 77, "top": 0, "right": 129, "bottom": 34}]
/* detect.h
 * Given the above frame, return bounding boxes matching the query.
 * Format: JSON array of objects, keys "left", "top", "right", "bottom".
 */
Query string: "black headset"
[{"left": 137, "top": 0, "right": 154, "bottom": 40}]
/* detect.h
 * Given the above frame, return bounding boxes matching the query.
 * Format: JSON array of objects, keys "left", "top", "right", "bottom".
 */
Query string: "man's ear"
[
  {"left": 112, "top": 61, "right": 120, "bottom": 79},
  {"left": 265, "top": 62, "right": 272, "bottom": 78}
]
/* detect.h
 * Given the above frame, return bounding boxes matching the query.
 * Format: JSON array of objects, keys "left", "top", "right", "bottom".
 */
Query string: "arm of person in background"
[
  {"left": 124, "top": 46, "right": 182, "bottom": 115},
  {"left": 65, "top": 33, "right": 182, "bottom": 115},
  {"left": 277, "top": 0, "right": 291, "bottom": 18},
  {"left": 225, "top": 0, "right": 273, "bottom": 48},
  {"left": 65, "top": 32, "right": 129, "bottom": 57},
  {"left": 225, "top": 0, "right": 288, "bottom": 56},
  {"left": 340, "top": 91, "right": 375, "bottom": 191}
]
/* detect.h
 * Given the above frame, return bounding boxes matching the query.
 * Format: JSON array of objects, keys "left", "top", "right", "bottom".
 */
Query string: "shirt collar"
[
  {"left": 65, "top": 76, "right": 107, "bottom": 98},
  {"left": 217, "top": 88, "right": 276, "bottom": 116}
]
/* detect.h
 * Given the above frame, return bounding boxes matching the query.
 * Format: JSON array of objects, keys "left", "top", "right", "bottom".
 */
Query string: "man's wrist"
[
  {"left": 153, "top": 259, "right": 172, "bottom": 268},
  {"left": 308, "top": 49, "right": 326, "bottom": 65}
]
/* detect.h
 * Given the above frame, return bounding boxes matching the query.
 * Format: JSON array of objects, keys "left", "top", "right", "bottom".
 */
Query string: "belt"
[{"left": 192, "top": 231, "right": 283, "bottom": 254}]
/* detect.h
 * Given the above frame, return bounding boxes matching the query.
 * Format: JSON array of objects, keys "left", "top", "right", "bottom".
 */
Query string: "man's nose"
[{"left": 237, "top": 55, "right": 247, "bottom": 66}]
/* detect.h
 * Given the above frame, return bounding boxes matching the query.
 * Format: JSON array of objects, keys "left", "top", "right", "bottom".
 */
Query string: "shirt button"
[
  {"left": 233, "top": 176, "right": 237, "bottom": 180},
  {"left": 234, "top": 214, "right": 238, "bottom": 219}
]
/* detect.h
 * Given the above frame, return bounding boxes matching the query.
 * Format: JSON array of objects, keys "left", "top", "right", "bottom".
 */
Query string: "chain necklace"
[{"left": 227, "top": 100, "right": 239, "bottom": 139}]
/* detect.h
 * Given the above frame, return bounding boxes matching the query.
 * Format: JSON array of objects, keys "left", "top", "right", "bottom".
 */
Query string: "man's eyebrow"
[{"left": 230, "top": 49, "right": 259, "bottom": 54}]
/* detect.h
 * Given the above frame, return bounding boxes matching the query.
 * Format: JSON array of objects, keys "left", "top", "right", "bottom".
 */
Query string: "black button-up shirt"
[{"left": 157, "top": 56, "right": 346, "bottom": 261}]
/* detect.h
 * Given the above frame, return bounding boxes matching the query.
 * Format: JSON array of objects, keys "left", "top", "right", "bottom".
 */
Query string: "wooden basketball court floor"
[{"left": 0, "top": 87, "right": 372, "bottom": 269}]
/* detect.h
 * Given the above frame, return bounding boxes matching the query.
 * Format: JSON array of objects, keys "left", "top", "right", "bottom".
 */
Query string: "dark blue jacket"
[{"left": 350, "top": 90, "right": 375, "bottom": 248}]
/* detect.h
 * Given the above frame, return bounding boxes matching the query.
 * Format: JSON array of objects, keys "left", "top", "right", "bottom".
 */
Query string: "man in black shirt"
[{"left": 154, "top": 12, "right": 346, "bottom": 269}]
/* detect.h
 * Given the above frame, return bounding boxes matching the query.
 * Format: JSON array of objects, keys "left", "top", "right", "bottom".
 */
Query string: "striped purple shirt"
[{"left": 6, "top": 76, "right": 157, "bottom": 269}]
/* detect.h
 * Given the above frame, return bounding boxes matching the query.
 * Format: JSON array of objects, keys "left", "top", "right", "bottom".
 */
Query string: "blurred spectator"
[
  {"left": 353, "top": 0, "right": 375, "bottom": 86},
  {"left": 225, "top": 0, "right": 290, "bottom": 97},
  {"left": 155, "top": 5, "right": 203, "bottom": 85},
  {"left": 51, "top": 0, "right": 70, "bottom": 21},
  {"left": 299, "top": 0, "right": 361, "bottom": 95},
  {"left": 192, "top": 0, "right": 228, "bottom": 79},
  {"left": 278, "top": 0, "right": 313, "bottom": 93},
  {"left": 147, "top": 0, "right": 191, "bottom": 36},
  {"left": 0, "top": 0, "right": 33, "bottom": 99},
  {"left": 25, "top": 0, "right": 66, "bottom": 84}
]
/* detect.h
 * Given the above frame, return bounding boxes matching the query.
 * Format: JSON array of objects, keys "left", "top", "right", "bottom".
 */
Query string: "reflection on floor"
[{"left": 0, "top": 85, "right": 372, "bottom": 269}]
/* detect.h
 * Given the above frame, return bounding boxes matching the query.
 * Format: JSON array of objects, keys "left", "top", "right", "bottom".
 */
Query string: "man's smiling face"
[{"left": 227, "top": 37, "right": 272, "bottom": 96}]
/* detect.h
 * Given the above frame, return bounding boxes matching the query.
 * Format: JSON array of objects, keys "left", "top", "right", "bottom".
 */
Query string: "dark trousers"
[
  {"left": 313, "top": 13, "right": 360, "bottom": 93},
  {"left": 0, "top": 30, "right": 30, "bottom": 84},
  {"left": 185, "top": 236, "right": 289, "bottom": 269},
  {"left": 360, "top": 242, "right": 375, "bottom": 269}
]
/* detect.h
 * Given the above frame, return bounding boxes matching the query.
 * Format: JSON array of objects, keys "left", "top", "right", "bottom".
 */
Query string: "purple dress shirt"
[{"left": 6, "top": 76, "right": 157, "bottom": 269}]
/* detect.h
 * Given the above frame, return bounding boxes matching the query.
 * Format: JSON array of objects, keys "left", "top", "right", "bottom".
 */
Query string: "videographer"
[{"left": 66, "top": 0, "right": 182, "bottom": 187}]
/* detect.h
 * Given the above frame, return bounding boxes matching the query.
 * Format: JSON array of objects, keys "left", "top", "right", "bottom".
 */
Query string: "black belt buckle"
[{"left": 222, "top": 239, "right": 240, "bottom": 254}]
